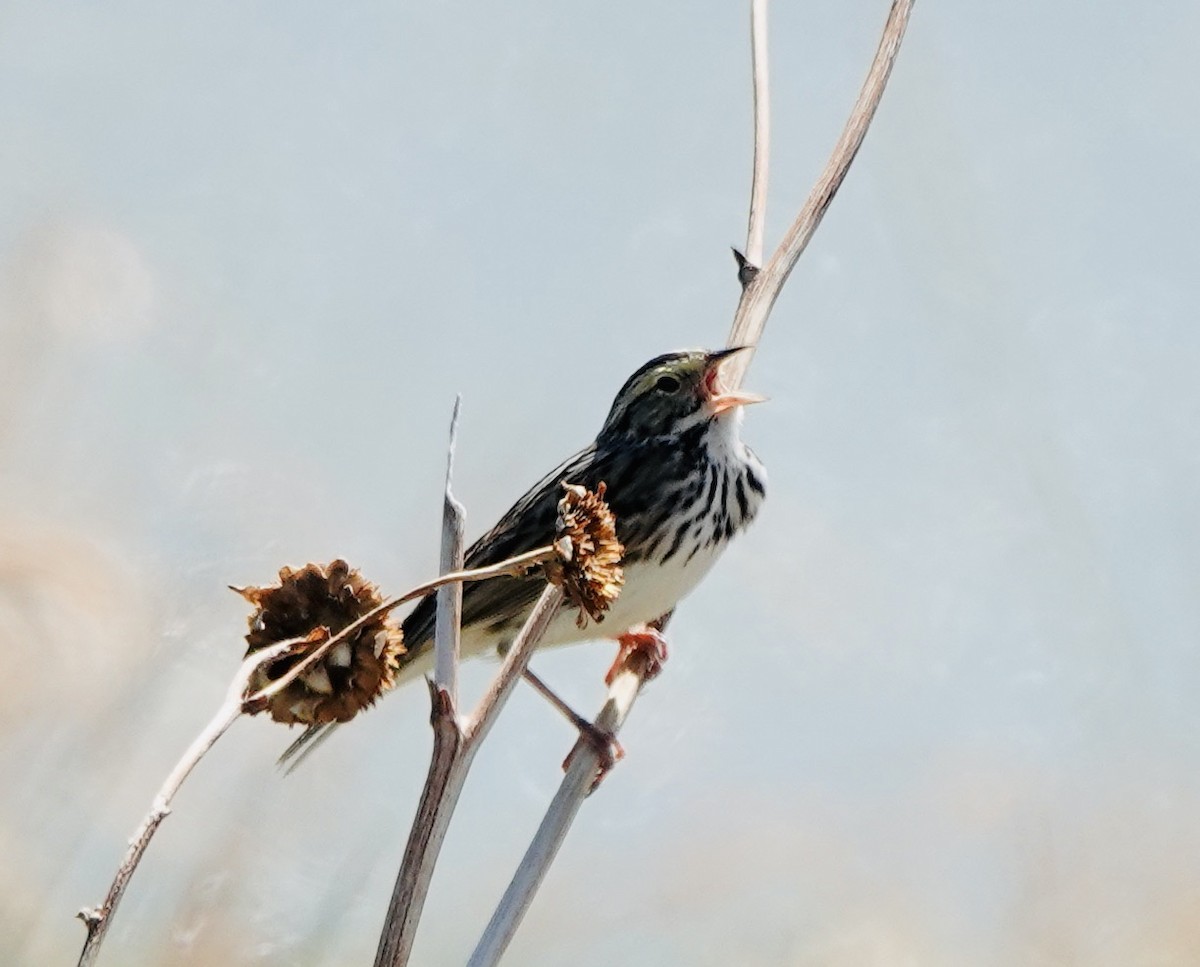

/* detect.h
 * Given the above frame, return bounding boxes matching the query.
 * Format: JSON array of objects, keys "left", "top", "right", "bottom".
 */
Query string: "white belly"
[
  {"left": 394, "top": 542, "right": 726, "bottom": 685},
  {"left": 541, "top": 540, "right": 727, "bottom": 647}
]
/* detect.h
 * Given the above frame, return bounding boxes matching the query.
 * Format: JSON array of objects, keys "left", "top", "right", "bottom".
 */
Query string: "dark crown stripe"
[{"left": 613, "top": 351, "right": 692, "bottom": 399}]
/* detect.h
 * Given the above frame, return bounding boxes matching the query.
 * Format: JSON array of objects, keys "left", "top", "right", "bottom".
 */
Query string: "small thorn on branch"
[{"left": 731, "top": 247, "right": 760, "bottom": 289}]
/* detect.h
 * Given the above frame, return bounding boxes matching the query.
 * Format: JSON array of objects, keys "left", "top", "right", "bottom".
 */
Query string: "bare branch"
[
  {"left": 409, "top": 549, "right": 558, "bottom": 598},
  {"left": 372, "top": 681, "right": 465, "bottom": 967},
  {"left": 725, "top": 0, "right": 916, "bottom": 389},
  {"left": 75, "top": 637, "right": 307, "bottom": 967},
  {"left": 744, "top": 0, "right": 770, "bottom": 272},
  {"left": 435, "top": 395, "right": 466, "bottom": 703}
]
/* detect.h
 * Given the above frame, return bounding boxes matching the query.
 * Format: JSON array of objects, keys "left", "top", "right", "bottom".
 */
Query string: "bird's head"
[{"left": 597, "top": 347, "right": 765, "bottom": 442}]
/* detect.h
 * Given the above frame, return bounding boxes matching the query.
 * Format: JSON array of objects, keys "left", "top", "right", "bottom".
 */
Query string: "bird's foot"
[
  {"left": 562, "top": 722, "right": 625, "bottom": 780},
  {"left": 606, "top": 626, "right": 669, "bottom": 685}
]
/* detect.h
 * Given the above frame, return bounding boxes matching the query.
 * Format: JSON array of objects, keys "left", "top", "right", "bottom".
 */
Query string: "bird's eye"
[{"left": 653, "top": 374, "right": 681, "bottom": 394}]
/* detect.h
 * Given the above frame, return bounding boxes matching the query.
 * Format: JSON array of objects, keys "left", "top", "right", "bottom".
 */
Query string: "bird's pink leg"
[
  {"left": 605, "top": 624, "right": 670, "bottom": 686},
  {"left": 522, "top": 668, "right": 624, "bottom": 769}
]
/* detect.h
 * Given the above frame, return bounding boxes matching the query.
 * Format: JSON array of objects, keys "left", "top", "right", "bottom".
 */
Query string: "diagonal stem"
[
  {"left": 75, "top": 637, "right": 309, "bottom": 967},
  {"left": 254, "top": 545, "right": 557, "bottom": 707}
]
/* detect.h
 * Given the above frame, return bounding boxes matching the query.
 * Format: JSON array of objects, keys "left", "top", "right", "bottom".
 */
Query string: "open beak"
[{"left": 703, "top": 346, "right": 768, "bottom": 415}]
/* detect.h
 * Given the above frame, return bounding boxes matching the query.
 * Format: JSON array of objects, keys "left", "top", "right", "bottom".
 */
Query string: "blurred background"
[{"left": 2, "top": 1, "right": 1199, "bottom": 964}]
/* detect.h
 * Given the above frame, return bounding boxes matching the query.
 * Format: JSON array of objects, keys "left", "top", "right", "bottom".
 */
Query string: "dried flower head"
[
  {"left": 545, "top": 482, "right": 624, "bottom": 628},
  {"left": 233, "top": 559, "right": 405, "bottom": 726}
]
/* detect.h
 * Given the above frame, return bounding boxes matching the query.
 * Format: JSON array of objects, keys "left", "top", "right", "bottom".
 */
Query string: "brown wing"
[{"left": 399, "top": 442, "right": 602, "bottom": 652}]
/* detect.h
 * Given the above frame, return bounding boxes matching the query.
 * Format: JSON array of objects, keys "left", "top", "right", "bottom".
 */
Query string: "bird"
[{"left": 280, "top": 347, "right": 766, "bottom": 765}]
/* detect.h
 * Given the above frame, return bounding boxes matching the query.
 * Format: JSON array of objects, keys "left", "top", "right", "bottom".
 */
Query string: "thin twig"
[
  {"left": 258, "top": 546, "right": 558, "bottom": 706},
  {"left": 519, "top": 668, "right": 599, "bottom": 738},
  {"left": 744, "top": 0, "right": 770, "bottom": 271},
  {"left": 75, "top": 637, "right": 308, "bottom": 967},
  {"left": 373, "top": 583, "right": 566, "bottom": 967},
  {"left": 725, "top": 0, "right": 915, "bottom": 390},
  {"left": 424, "top": 548, "right": 558, "bottom": 589},
  {"left": 463, "top": 585, "right": 567, "bottom": 744}
]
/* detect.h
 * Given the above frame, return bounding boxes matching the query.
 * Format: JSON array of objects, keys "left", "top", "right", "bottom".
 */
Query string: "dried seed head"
[
  {"left": 545, "top": 482, "right": 624, "bottom": 628},
  {"left": 233, "top": 559, "right": 405, "bottom": 726}
]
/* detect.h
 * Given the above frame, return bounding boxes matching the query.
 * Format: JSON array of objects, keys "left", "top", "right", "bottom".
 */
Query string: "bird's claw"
[
  {"left": 570, "top": 721, "right": 624, "bottom": 767},
  {"left": 606, "top": 627, "right": 669, "bottom": 685},
  {"left": 563, "top": 723, "right": 625, "bottom": 791}
]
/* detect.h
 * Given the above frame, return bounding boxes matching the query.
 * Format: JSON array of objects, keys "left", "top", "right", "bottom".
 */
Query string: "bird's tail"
[{"left": 277, "top": 722, "right": 340, "bottom": 773}]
